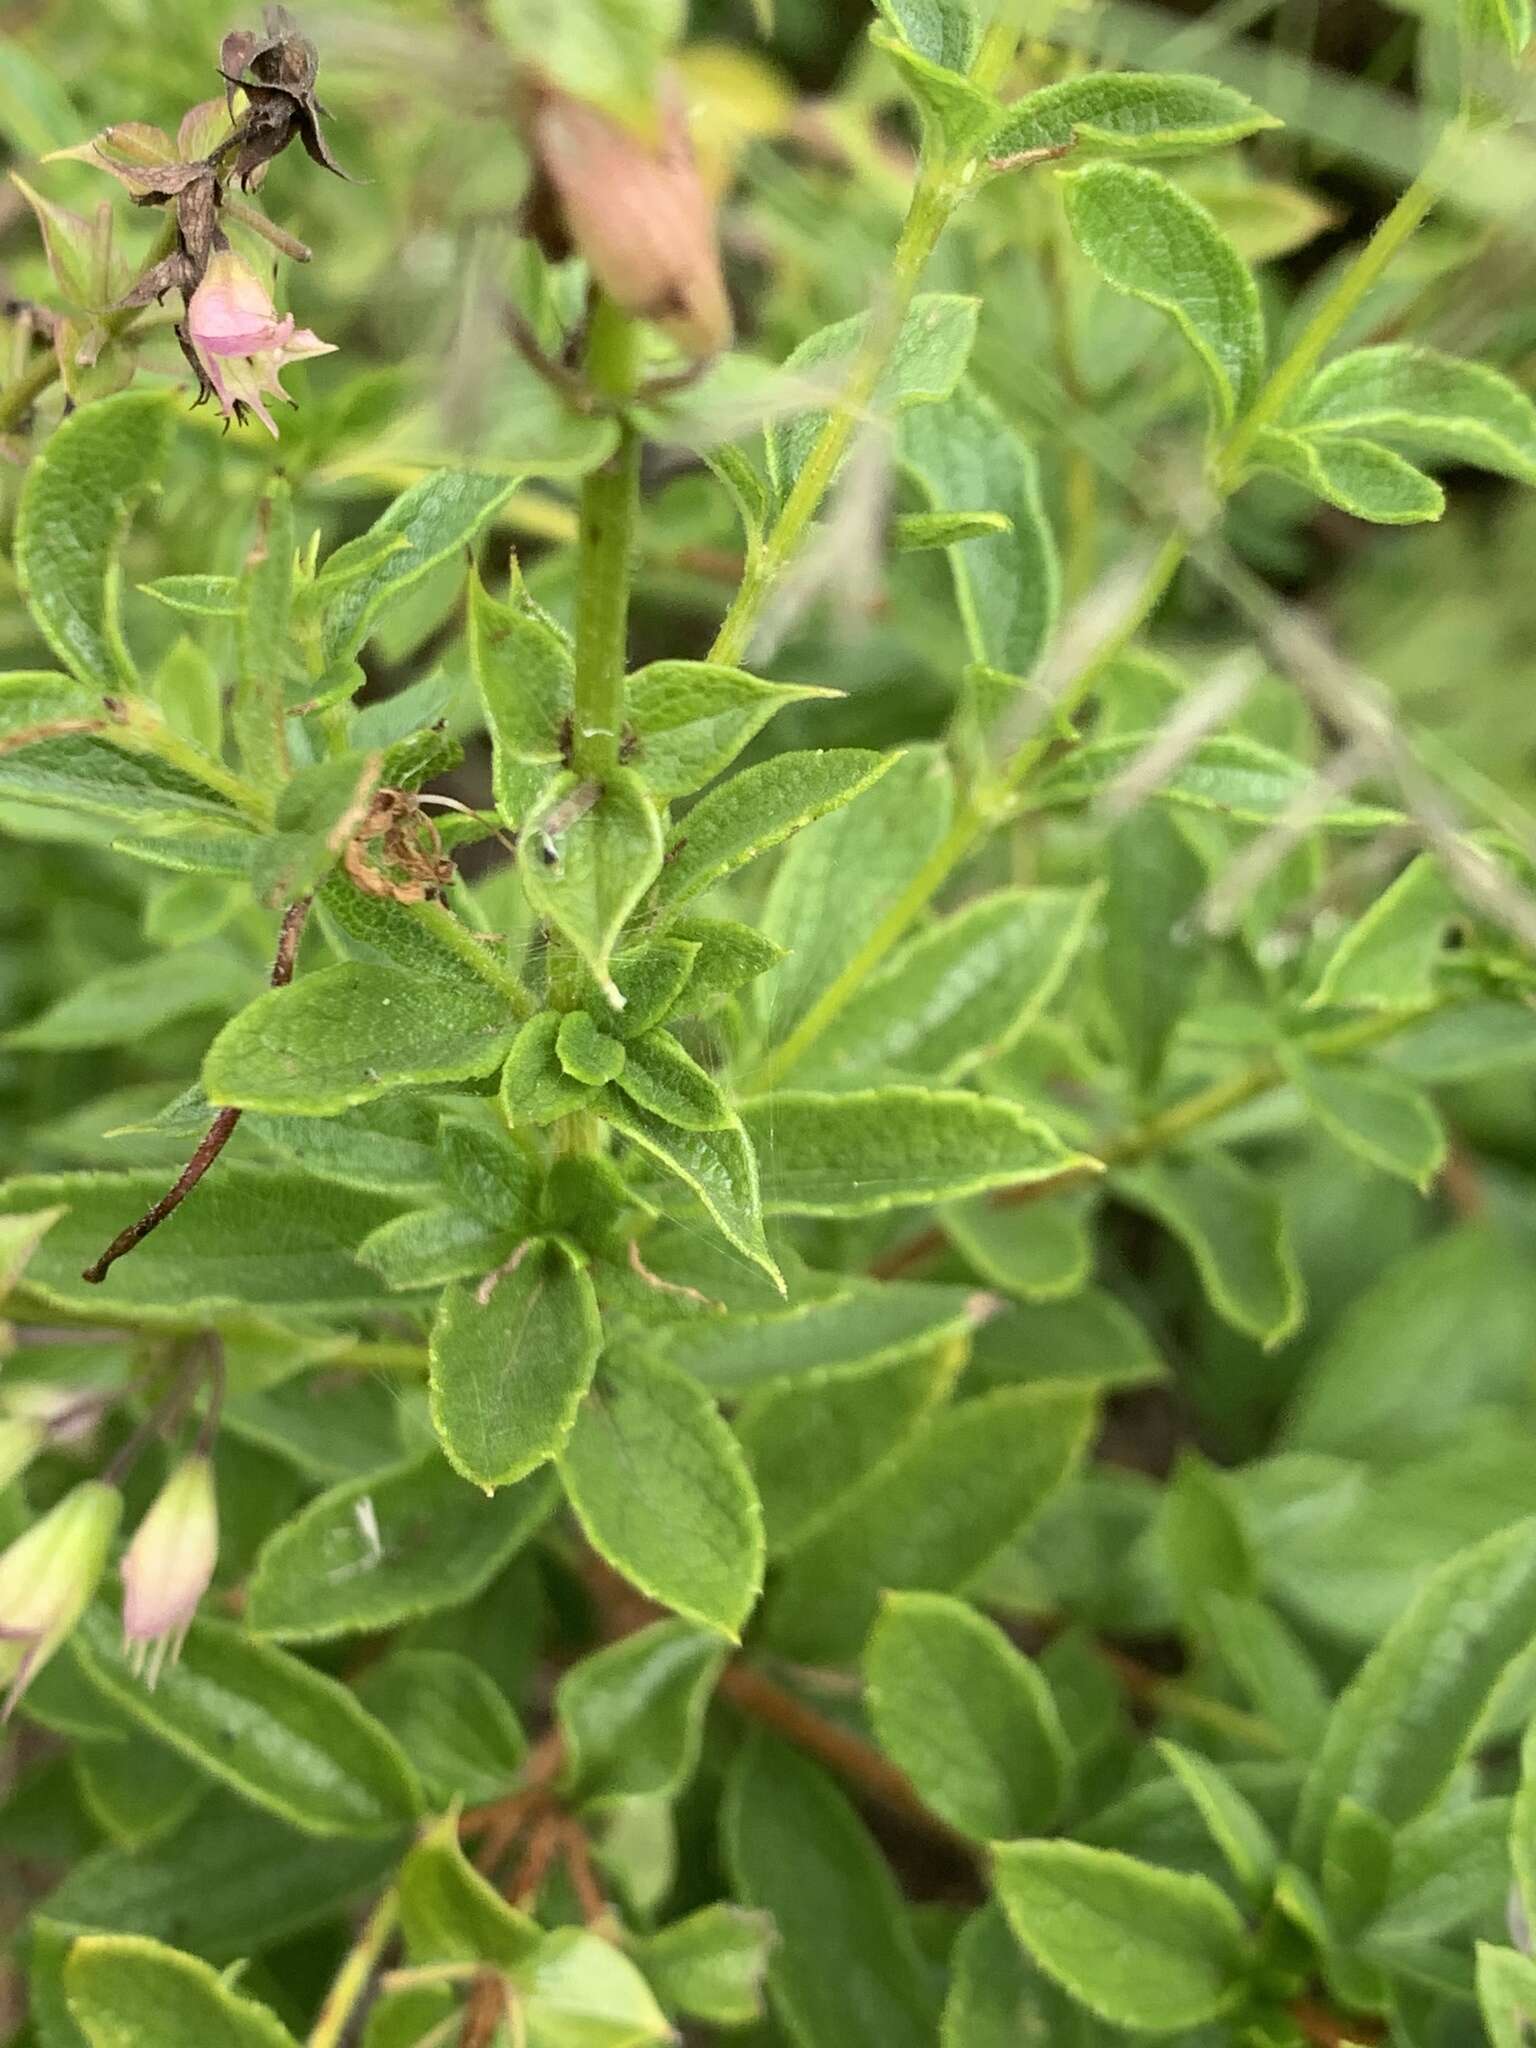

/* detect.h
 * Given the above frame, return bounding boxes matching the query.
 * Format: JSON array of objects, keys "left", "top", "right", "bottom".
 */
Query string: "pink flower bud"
[
  {"left": 184, "top": 246, "right": 336, "bottom": 436},
  {"left": 120, "top": 1455, "right": 218, "bottom": 1687},
  {"left": 0, "top": 1481, "right": 121, "bottom": 1719}
]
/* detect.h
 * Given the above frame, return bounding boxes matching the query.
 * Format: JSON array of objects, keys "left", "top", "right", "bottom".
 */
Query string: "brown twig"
[
  {"left": 83, "top": 899, "right": 312, "bottom": 1284},
  {"left": 867, "top": 1163, "right": 1092, "bottom": 1280},
  {"left": 1287, "top": 1996, "right": 1386, "bottom": 2047}
]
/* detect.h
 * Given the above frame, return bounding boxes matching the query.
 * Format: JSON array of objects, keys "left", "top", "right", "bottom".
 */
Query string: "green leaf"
[
  {"left": 1477, "top": 1945, "right": 1536, "bottom": 2048},
  {"left": 398, "top": 1815, "right": 540, "bottom": 1969},
  {"left": 1252, "top": 427, "right": 1444, "bottom": 524},
  {"left": 627, "top": 661, "right": 837, "bottom": 800},
  {"left": 1515, "top": 1720, "right": 1536, "bottom": 1940},
  {"left": 1114, "top": 1152, "right": 1304, "bottom": 1346},
  {"left": 1294, "top": 1517, "right": 1536, "bottom": 1864},
  {"left": 1281, "top": 1050, "right": 1447, "bottom": 1190},
  {"left": 636, "top": 1905, "right": 774, "bottom": 2028},
  {"left": 1100, "top": 809, "right": 1209, "bottom": 1096},
  {"left": 503, "top": 1012, "right": 601, "bottom": 1127},
  {"left": 725, "top": 1733, "right": 939, "bottom": 2048},
  {"left": 744, "top": 1087, "right": 1095, "bottom": 1216},
  {"left": 245, "top": 1456, "right": 554, "bottom": 1641},
  {"left": 559, "top": 1348, "right": 765, "bottom": 1636},
  {"left": 1293, "top": 345, "right": 1536, "bottom": 486},
  {"left": 234, "top": 482, "right": 295, "bottom": 788},
  {"left": 891, "top": 510, "right": 1012, "bottom": 551},
  {"left": 556, "top": 1618, "right": 728, "bottom": 1808},
  {"left": 4, "top": 948, "right": 253, "bottom": 1052},
  {"left": 429, "top": 1242, "right": 603, "bottom": 1491},
  {"left": 759, "top": 745, "right": 955, "bottom": 1039},
  {"left": 517, "top": 1927, "right": 672, "bottom": 2048},
  {"left": 68, "top": 1607, "right": 421, "bottom": 1838},
  {"left": 581, "top": 940, "right": 700, "bottom": 1038},
  {"left": 1373, "top": 1798, "right": 1511, "bottom": 1942},
  {"left": 1154, "top": 1739, "right": 1279, "bottom": 1905},
  {"left": 1061, "top": 162, "right": 1264, "bottom": 427},
  {"left": 321, "top": 473, "right": 519, "bottom": 665},
  {"left": 1161, "top": 1452, "right": 1256, "bottom": 1615},
  {"left": 992, "top": 1841, "right": 1249, "bottom": 2033},
  {"left": 650, "top": 1279, "right": 977, "bottom": 1391},
  {"left": 943, "top": 1904, "right": 1054, "bottom": 2048},
  {"left": 139, "top": 574, "right": 241, "bottom": 620},
  {"left": 989, "top": 72, "right": 1279, "bottom": 162},
  {"left": 870, "top": 24, "right": 999, "bottom": 158},
  {"left": 440, "top": 1117, "right": 543, "bottom": 1230},
  {"left": 598, "top": 1088, "right": 779, "bottom": 1284},
  {"left": 16, "top": 391, "right": 171, "bottom": 691},
  {"left": 616, "top": 1028, "right": 730, "bottom": 1130},
  {"left": 655, "top": 748, "right": 895, "bottom": 912},
  {"left": 64, "top": 1933, "right": 299, "bottom": 2048},
  {"left": 672, "top": 916, "right": 785, "bottom": 1007},
  {"left": 0, "top": 1168, "right": 398, "bottom": 1321},
  {"left": 769, "top": 295, "right": 980, "bottom": 491},
  {"left": 204, "top": 963, "right": 521, "bottom": 1115},
  {"left": 357, "top": 1650, "right": 527, "bottom": 1808},
  {"left": 1321, "top": 1794, "right": 1394, "bottom": 1938},
  {"left": 485, "top": 0, "right": 682, "bottom": 131},
  {"left": 357, "top": 1204, "right": 509, "bottom": 1291},
  {"left": 766, "top": 1385, "right": 1095, "bottom": 1660},
  {"left": 558, "top": 1010, "right": 628, "bottom": 1087},
  {"left": 866, "top": 1591, "right": 1071, "bottom": 1839},
  {"left": 966, "top": 1288, "right": 1166, "bottom": 1394},
  {"left": 901, "top": 382, "right": 1060, "bottom": 682},
  {"left": 871, "top": 0, "right": 979, "bottom": 69},
  {"left": 1306, "top": 855, "right": 1458, "bottom": 1011},
  {"left": 520, "top": 771, "right": 664, "bottom": 1004},
  {"left": 1035, "top": 731, "right": 1398, "bottom": 830},
  {"left": 72, "top": 1735, "right": 203, "bottom": 1852},
  {"left": 804, "top": 887, "right": 1099, "bottom": 1082},
  {"left": 467, "top": 566, "right": 573, "bottom": 828}
]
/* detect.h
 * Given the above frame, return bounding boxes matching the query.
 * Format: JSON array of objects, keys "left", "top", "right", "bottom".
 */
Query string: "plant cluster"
[{"left": 2, "top": 0, "right": 1536, "bottom": 2043}]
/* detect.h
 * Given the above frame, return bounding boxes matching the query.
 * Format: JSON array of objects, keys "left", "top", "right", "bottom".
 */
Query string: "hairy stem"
[
  {"left": 571, "top": 295, "right": 642, "bottom": 778},
  {"left": 307, "top": 1890, "right": 399, "bottom": 2048}
]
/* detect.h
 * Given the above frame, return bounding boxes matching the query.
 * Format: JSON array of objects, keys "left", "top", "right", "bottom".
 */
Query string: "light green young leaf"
[
  {"left": 725, "top": 1733, "right": 940, "bottom": 2048},
  {"left": 804, "top": 886, "right": 1099, "bottom": 1082},
  {"left": 870, "top": 24, "right": 1000, "bottom": 158},
  {"left": 651, "top": 1280, "right": 977, "bottom": 1391},
  {"left": 637, "top": 1905, "right": 774, "bottom": 2028},
  {"left": 1281, "top": 1050, "right": 1447, "bottom": 1190},
  {"left": 517, "top": 1926, "right": 672, "bottom": 2048},
  {"left": 245, "top": 1457, "right": 555, "bottom": 1641},
  {"left": 64, "top": 1933, "right": 299, "bottom": 2048},
  {"left": 627, "top": 660, "right": 837, "bottom": 800},
  {"left": 1293, "top": 345, "right": 1536, "bottom": 485},
  {"left": 966, "top": 1287, "right": 1166, "bottom": 1395},
  {"left": 1034, "top": 731, "right": 1398, "bottom": 830},
  {"left": 558, "top": 1010, "right": 628, "bottom": 1087},
  {"left": 467, "top": 567, "right": 572, "bottom": 828},
  {"left": 357, "top": 1204, "right": 510, "bottom": 1291},
  {"left": 1061, "top": 162, "right": 1264, "bottom": 426},
  {"left": 357, "top": 1651, "right": 526, "bottom": 1809},
  {"left": 1155, "top": 1739, "right": 1279, "bottom": 1905},
  {"left": 1373, "top": 1798, "right": 1511, "bottom": 1943},
  {"left": 204, "top": 963, "right": 521, "bottom": 1115},
  {"left": 579, "top": 939, "right": 700, "bottom": 1038},
  {"left": 68, "top": 1607, "right": 421, "bottom": 1838},
  {"left": 902, "top": 382, "right": 1060, "bottom": 683},
  {"left": 990, "top": 71, "right": 1279, "bottom": 162},
  {"left": 399, "top": 1815, "right": 540, "bottom": 1969},
  {"left": 1102, "top": 807, "right": 1208, "bottom": 1095},
  {"left": 759, "top": 745, "right": 955, "bottom": 1039},
  {"left": 504, "top": 1012, "right": 602, "bottom": 1127},
  {"left": 1204, "top": 1593, "right": 1331, "bottom": 1754},
  {"left": 766, "top": 1384, "right": 1095, "bottom": 1660},
  {"left": 321, "top": 472, "right": 519, "bottom": 665},
  {"left": 520, "top": 770, "right": 664, "bottom": 1003},
  {"left": 866, "top": 1591, "right": 1071, "bottom": 1839},
  {"left": 1114, "top": 1152, "right": 1305, "bottom": 1346},
  {"left": 1321, "top": 1795, "right": 1394, "bottom": 1938},
  {"left": 769, "top": 295, "right": 980, "bottom": 491},
  {"left": 1477, "top": 1944, "right": 1536, "bottom": 2048},
  {"left": 1294, "top": 1517, "right": 1536, "bottom": 1865},
  {"left": 1161, "top": 1452, "right": 1257, "bottom": 1613},
  {"left": 939, "top": 1188, "right": 1096, "bottom": 1300},
  {"left": 557, "top": 1618, "right": 728, "bottom": 1808},
  {"left": 1306, "top": 855, "right": 1458, "bottom": 1011},
  {"left": 600, "top": 1089, "right": 778, "bottom": 1283},
  {"left": 430, "top": 1242, "right": 603, "bottom": 1491},
  {"left": 744, "top": 1087, "right": 1095, "bottom": 1216},
  {"left": 559, "top": 1348, "right": 766, "bottom": 1637},
  {"left": 1252, "top": 427, "right": 1445, "bottom": 524},
  {"left": 16, "top": 391, "right": 171, "bottom": 691},
  {"left": 1510, "top": 1716, "right": 1536, "bottom": 1936},
  {"left": 892, "top": 510, "right": 1011, "bottom": 551},
  {"left": 611, "top": 1028, "right": 724, "bottom": 1130},
  {"left": 993, "top": 1841, "right": 1249, "bottom": 2033},
  {"left": 656, "top": 748, "right": 895, "bottom": 912}
]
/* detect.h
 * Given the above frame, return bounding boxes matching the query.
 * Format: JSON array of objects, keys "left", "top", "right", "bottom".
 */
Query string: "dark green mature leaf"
[
  {"left": 767, "top": 1385, "right": 1095, "bottom": 1659},
  {"left": 1294, "top": 1518, "right": 1536, "bottom": 1864},
  {"left": 64, "top": 1934, "right": 299, "bottom": 2048},
  {"left": 467, "top": 567, "right": 571, "bottom": 827},
  {"left": 725, "top": 1734, "right": 940, "bottom": 2048},
  {"left": 628, "top": 661, "right": 836, "bottom": 800},
  {"left": 204, "top": 963, "right": 521, "bottom": 1115},
  {"left": 69, "top": 1608, "right": 421, "bottom": 1838},
  {"left": 943, "top": 1905, "right": 1054, "bottom": 2047},
  {"left": 320, "top": 473, "right": 518, "bottom": 665},
  {"left": 557, "top": 1619, "right": 727, "bottom": 1807},
  {"left": 1282, "top": 1051, "right": 1446, "bottom": 1189},
  {"left": 599, "top": 1089, "right": 779, "bottom": 1283},
  {"left": 745, "top": 1087, "right": 1094, "bottom": 1216},
  {"left": 16, "top": 391, "right": 171, "bottom": 690},
  {"left": 429, "top": 1243, "right": 603, "bottom": 1491},
  {"left": 805, "top": 888, "right": 1099, "bottom": 1082},
  {"left": 1062, "top": 162, "right": 1264, "bottom": 426},
  {"left": 0, "top": 1169, "right": 398, "bottom": 1320},
  {"left": 1101, "top": 808, "right": 1210, "bottom": 1095},
  {"left": 902, "top": 382, "right": 1060, "bottom": 683},
  {"left": 989, "top": 71, "right": 1279, "bottom": 161},
  {"left": 656, "top": 748, "right": 895, "bottom": 912},
  {"left": 1035, "top": 732, "right": 1398, "bottom": 829},
  {"left": 520, "top": 771, "right": 664, "bottom": 1004},
  {"left": 245, "top": 1457, "right": 555, "bottom": 1641},
  {"left": 1293, "top": 345, "right": 1536, "bottom": 485},
  {"left": 358, "top": 1651, "right": 526, "bottom": 1808},
  {"left": 1114, "top": 1153, "right": 1304, "bottom": 1346},
  {"left": 1252, "top": 428, "right": 1445, "bottom": 524},
  {"left": 769, "top": 295, "right": 980, "bottom": 490},
  {"left": 866, "top": 1591, "right": 1070, "bottom": 1839},
  {"left": 993, "top": 1842, "right": 1249, "bottom": 2033},
  {"left": 966, "top": 1288, "right": 1166, "bottom": 1393},
  {"left": 559, "top": 1348, "right": 765, "bottom": 1636},
  {"left": 649, "top": 1280, "right": 977, "bottom": 1391}
]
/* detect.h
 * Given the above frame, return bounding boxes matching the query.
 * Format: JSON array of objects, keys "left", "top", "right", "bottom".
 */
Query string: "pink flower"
[
  {"left": 120, "top": 1455, "right": 218, "bottom": 1687},
  {"left": 184, "top": 247, "right": 335, "bottom": 436}
]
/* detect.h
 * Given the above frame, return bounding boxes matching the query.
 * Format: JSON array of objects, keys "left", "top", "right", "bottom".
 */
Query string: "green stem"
[
  {"left": 572, "top": 296, "right": 642, "bottom": 779},
  {"left": 307, "top": 1891, "right": 398, "bottom": 2048},
  {"left": 0, "top": 223, "right": 178, "bottom": 434}
]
